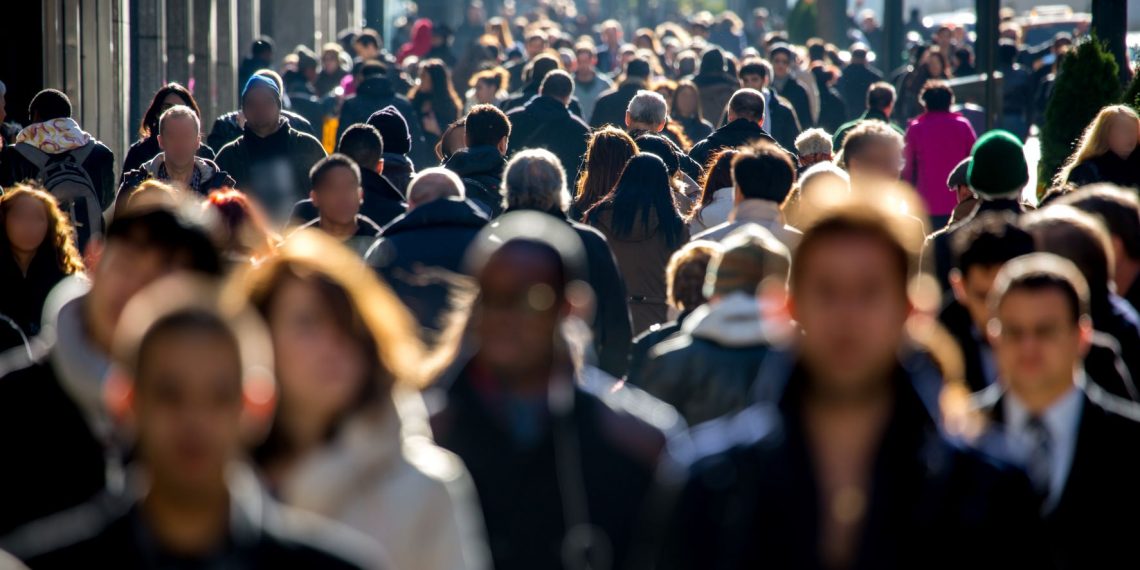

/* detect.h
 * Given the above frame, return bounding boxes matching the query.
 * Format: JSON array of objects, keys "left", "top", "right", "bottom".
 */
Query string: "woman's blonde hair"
[
  {"left": 0, "top": 183, "right": 85, "bottom": 275},
  {"left": 1057, "top": 105, "right": 1140, "bottom": 186}
]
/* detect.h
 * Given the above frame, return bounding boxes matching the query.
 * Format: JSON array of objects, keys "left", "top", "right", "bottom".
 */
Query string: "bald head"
[{"left": 407, "top": 167, "right": 464, "bottom": 210}]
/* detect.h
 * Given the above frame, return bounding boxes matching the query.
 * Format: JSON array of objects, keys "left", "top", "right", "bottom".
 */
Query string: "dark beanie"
[
  {"left": 367, "top": 106, "right": 412, "bottom": 155},
  {"left": 967, "top": 130, "right": 1027, "bottom": 198},
  {"left": 947, "top": 157, "right": 971, "bottom": 189},
  {"left": 635, "top": 134, "right": 679, "bottom": 176},
  {"left": 700, "top": 48, "right": 726, "bottom": 75},
  {"left": 241, "top": 75, "right": 282, "bottom": 108}
]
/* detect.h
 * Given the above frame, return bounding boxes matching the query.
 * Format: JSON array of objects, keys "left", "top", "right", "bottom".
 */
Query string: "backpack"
[{"left": 14, "top": 141, "right": 104, "bottom": 249}]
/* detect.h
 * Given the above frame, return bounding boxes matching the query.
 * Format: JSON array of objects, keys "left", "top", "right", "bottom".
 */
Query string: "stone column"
[
  {"left": 167, "top": 0, "right": 192, "bottom": 85},
  {"left": 269, "top": 0, "right": 316, "bottom": 56},
  {"left": 192, "top": 0, "right": 217, "bottom": 125},
  {"left": 216, "top": 0, "right": 238, "bottom": 117}
]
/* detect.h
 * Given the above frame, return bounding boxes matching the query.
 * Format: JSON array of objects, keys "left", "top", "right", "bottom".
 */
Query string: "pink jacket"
[{"left": 902, "top": 111, "right": 977, "bottom": 216}]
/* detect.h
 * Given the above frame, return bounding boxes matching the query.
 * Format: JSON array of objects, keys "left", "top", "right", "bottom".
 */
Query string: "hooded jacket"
[
  {"left": 214, "top": 119, "right": 328, "bottom": 223},
  {"left": 277, "top": 389, "right": 489, "bottom": 570},
  {"left": 0, "top": 118, "right": 117, "bottom": 208},
  {"left": 506, "top": 96, "right": 591, "bottom": 187},
  {"left": 442, "top": 145, "right": 507, "bottom": 217},
  {"left": 206, "top": 108, "right": 317, "bottom": 152},
  {"left": 116, "top": 153, "right": 235, "bottom": 208},
  {"left": 338, "top": 75, "right": 420, "bottom": 144},
  {"left": 638, "top": 293, "right": 775, "bottom": 425}
]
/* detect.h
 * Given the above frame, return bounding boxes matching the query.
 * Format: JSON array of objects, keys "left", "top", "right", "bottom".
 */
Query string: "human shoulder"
[
  {"left": 0, "top": 492, "right": 129, "bottom": 565},
  {"left": 264, "top": 500, "right": 385, "bottom": 569}
]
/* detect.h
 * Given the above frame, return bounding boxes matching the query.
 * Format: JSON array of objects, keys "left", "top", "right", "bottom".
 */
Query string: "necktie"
[{"left": 1025, "top": 416, "right": 1053, "bottom": 501}]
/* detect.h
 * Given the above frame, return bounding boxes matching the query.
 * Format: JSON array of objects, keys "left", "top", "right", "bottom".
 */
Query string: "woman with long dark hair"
[
  {"left": 571, "top": 126, "right": 638, "bottom": 221},
  {"left": 0, "top": 184, "right": 85, "bottom": 339},
  {"left": 586, "top": 153, "right": 690, "bottom": 333},
  {"left": 122, "top": 83, "right": 215, "bottom": 173},
  {"left": 670, "top": 80, "right": 714, "bottom": 144},
  {"left": 241, "top": 230, "right": 486, "bottom": 570},
  {"left": 409, "top": 59, "right": 463, "bottom": 167}
]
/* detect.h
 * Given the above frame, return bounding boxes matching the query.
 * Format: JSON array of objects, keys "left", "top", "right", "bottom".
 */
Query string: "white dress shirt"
[{"left": 1002, "top": 384, "right": 1085, "bottom": 513}]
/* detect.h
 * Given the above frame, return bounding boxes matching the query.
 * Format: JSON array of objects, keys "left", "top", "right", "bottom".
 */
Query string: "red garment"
[
  {"left": 397, "top": 19, "right": 434, "bottom": 63},
  {"left": 902, "top": 110, "right": 977, "bottom": 216}
]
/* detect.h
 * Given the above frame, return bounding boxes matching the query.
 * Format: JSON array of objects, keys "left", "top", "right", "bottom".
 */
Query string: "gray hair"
[
  {"left": 158, "top": 104, "right": 201, "bottom": 135},
  {"left": 407, "top": 167, "right": 465, "bottom": 209},
  {"left": 794, "top": 127, "right": 833, "bottom": 156},
  {"left": 626, "top": 90, "right": 668, "bottom": 126},
  {"left": 503, "top": 148, "right": 570, "bottom": 214}
]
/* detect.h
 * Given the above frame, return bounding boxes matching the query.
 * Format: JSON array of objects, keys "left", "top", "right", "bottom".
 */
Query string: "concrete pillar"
[
  {"left": 236, "top": 0, "right": 260, "bottom": 58},
  {"left": 167, "top": 0, "right": 192, "bottom": 85},
  {"left": 270, "top": 0, "right": 316, "bottom": 57},
  {"left": 216, "top": 0, "right": 238, "bottom": 117},
  {"left": 335, "top": 0, "right": 357, "bottom": 33},
  {"left": 192, "top": 0, "right": 217, "bottom": 126},
  {"left": 133, "top": 0, "right": 166, "bottom": 138}
]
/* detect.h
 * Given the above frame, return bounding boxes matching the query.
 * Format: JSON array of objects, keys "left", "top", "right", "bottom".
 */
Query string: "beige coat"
[{"left": 279, "top": 389, "right": 490, "bottom": 570}]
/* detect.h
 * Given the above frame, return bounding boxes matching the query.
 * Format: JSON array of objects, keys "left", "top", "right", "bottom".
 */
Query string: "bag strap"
[
  {"left": 68, "top": 140, "right": 97, "bottom": 164},
  {"left": 13, "top": 142, "right": 50, "bottom": 170}
]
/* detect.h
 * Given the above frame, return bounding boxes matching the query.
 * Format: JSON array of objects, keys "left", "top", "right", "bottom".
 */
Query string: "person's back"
[
  {"left": 338, "top": 64, "right": 417, "bottom": 142},
  {"left": 902, "top": 82, "right": 976, "bottom": 223},
  {"left": 506, "top": 72, "right": 590, "bottom": 188}
]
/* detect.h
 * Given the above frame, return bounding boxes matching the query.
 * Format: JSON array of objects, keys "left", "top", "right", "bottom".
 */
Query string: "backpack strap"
[
  {"left": 68, "top": 140, "right": 97, "bottom": 164},
  {"left": 12, "top": 142, "right": 50, "bottom": 170}
]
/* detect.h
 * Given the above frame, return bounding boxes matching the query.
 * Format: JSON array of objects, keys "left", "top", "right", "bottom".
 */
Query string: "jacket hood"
[
  {"left": 384, "top": 197, "right": 489, "bottom": 236},
  {"left": 357, "top": 75, "right": 397, "bottom": 98},
  {"left": 683, "top": 292, "right": 770, "bottom": 347},
  {"left": 46, "top": 277, "right": 114, "bottom": 441},
  {"left": 15, "top": 118, "right": 93, "bottom": 154},
  {"left": 443, "top": 145, "right": 505, "bottom": 178}
]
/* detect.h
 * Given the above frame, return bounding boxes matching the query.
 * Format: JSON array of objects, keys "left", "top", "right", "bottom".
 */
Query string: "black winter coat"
[
  {"left": 337, "top": 76, "right": 420, "bottom": 144},
  {"left": 213, "top": 122, "right": 328, "bottom": 222},
  {"left": 590, "top": 81, "right": 647, "bottom": 129},
  {"left": 0, "top": 250, "right": 68, "bottom": 337},
  {"left": 120, "top": 135, "right": 214, "bottom": 175},
  {"left": 1067, "top": 149, "right": 1140, "bottom": 189},
  {"left": 363, "top": 198, "right": 488, "bottom": 338},
  {"left": 689, "top": 119, "right": 788, "bottom": 170},
  {"left": 775, "top": 77, "right": 812, "bottom": 129},
  {"left": 206, "top": 109, "right": 317, "bottom": 153},
  {"left": 291, "top": 168, "right": 407, "bottom": 229},
  {"left": 506, "top": 96, "right": 591, "bottom": 188},
  {"left": 442, "top": 145, "right": 506, "bottom": 217},
  {"left": 836, "top": 63, "right": 883, "bottom": 122}
]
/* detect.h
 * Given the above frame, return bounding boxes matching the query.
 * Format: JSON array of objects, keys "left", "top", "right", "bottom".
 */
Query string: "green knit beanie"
[{"left": 967, "top": 130, "right": 1028, "bottom": 198}]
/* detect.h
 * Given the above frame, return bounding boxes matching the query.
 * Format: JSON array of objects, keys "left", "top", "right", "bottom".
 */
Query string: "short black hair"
[
  {"left": 738, "top": 58, "right": 772, "bottom": 80},
  {"left": 309, "top": 153, "right": 362, "bottom": 190},
  {"left": 998, "top": 39, "right": 1018, "bottom": 67},
  {"left": 360, "top": 60, "right": 386, "bottom": 78},
  {"left": 252, "top": 37, "right": 275, "bottom": 57},
  {"left": 355, "top": 29, "right": 381, "bottom": 49},
  {"left": 728, "top": 88, "right": 765, "bottom": 122},
  {"left": 337, "top": 124, "right": 384, "bottom": 169},
  {"left": 540, "top": 70, "right": 574, "bottom": 100},
  {"left": 919, "top": 80, "right": 954, "bottom": 112},
  {"left": 526, "top": 54, "right": 561, "bottom": 85},
  {"left": 732, "top": 141, "right": 795, "bottom": 202},
  {"left": 465, "top": 104, "right": 511, "bottom": 147},
  {"left": 950, "top": 212, "right": 1036, "bottom": 274},
  {"left": 1057, "top": 185, "right": 1140, "bottom": 261},
  {"left": 866, "top": 82, "right": 896, "bottom": 112},
  {"left": 626, "top": 58, "right": 651, "bottom": 79},
  {"left": 107, "top": 205, "right": 222, "bottom": 276},
  {"left": 990, "top": 255, "right": 1090, "bottom": 324},
  {"left": 29, "top": 89, "right": 72, "bottom": 121}
]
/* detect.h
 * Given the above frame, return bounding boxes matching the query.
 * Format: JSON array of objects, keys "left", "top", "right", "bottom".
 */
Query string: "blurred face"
[
  {"left": 311, "top": 165, "right": 362, "bottom": 227},
  {"left": 576, "top": 51, "right": 595, "bottom": 73},
  {"left": 133, "top": 329, "right": 243, "bottom": 493},
  {"left": 1106, "top": 114, "right": 1139, "bottom": 158},
  {"left": 741, "top": 72, "right": 765, "bottom": 91},
  {"left": 791, "top": 235, "right": 910, "bottom": 394},
  {"left": 88, "top": 239, "right": 198, "bottom": 349},
  {"left": 242, "top": 86, "right": 281, "bottom": 133},
  {"left": 925, "top": 55, "right": 944, "bottom": 76},
  {"left": 771, "top": 53, "right": 791, "bottom": 78},
  {"left": 4, "top": 195, "right": 49, "bottom": 253},
  {"left": 322, "top": 53, "right": 340, "bottom": 73},
  {"left": 268, "top": 278, "right": 367, "bottom": 425},
  {"left": 355, "top": 41, "right": 379, "bottom": 60},
  {"left": 526, "top": 38, "right": 545, "bottom": 58},
  {"left": 951, "top": 264, "right": 1002, "bottom": 332},
  {"left": 474, "top": 247, "right": 563, "bottom": 375},
  {"left": 675, "top": 87, "right": 699, "bottom": 116},
  {"left": 475, "top": 80, "right": 498, "bottom": 103},
  {"left": 603, "top": 27, "right": 621, "bottom": 45},
  {"left": 991, "top": 288, "right": 1085, "bottom": 401},
  {"left": 847, "top": 139, "right": 904, "bottom": 182},
  {"left": 157, "top": 115, "right": 200, "bottom": 167}
]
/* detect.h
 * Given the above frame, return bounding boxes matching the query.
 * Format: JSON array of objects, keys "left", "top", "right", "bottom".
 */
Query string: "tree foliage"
[
  {"left": 787, "top": 0, "right": 817, "bottom": 46},
  {"left": 1123, "top": 62, "right": 1140, "bottom": 113},
  {"left": 1040, "top": 36, "right": 1121, "bottom": 188}
]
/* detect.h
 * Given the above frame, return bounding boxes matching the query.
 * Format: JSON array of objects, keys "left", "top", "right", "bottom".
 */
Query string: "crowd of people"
[{"left": 0, "top": 2, "right": 1139, "bottom": 569}]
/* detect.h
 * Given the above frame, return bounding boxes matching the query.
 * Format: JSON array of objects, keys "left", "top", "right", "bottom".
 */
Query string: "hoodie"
[
  {"left": 15, "top": 118, "right": 91, "bottom": 153},
  {"left": 442, "top": 145, "right": 506, "bottom": 217}
]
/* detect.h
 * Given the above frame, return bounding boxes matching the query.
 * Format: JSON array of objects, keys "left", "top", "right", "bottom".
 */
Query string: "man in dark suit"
[{"left": 976, "top": 252, "right": 1140, "bottom": 569}]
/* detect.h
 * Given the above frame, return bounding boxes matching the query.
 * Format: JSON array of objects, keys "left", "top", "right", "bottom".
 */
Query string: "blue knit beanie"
[{"left": 241, "top": 75, "right": 282, "bottom": 108}]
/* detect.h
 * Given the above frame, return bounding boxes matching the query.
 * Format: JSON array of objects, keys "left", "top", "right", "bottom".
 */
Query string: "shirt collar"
[
  {"left": 1002, "top": 381, "right": 1083, "bottom": 442},
  {"left": 730, "top": 199, "right": 783, "bottom": 224}
]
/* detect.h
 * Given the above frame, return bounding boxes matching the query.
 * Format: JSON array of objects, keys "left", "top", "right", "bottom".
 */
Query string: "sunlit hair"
[
  {"left": 670, "top": 80, "right": 704, "bottom": 121},
  {"left": 666, "top": 240, "right": 719, "bottom": 311},
  {"left": 128, "top": 179, "right": 180, "bottom": 210},
  {"left": 237, "top": 229, "right": 425, "bottom": 392},
  {"left": 0, "top": 183, "right": 84, "bottom": 275},
  {"left": 574, "top": 126, "right": 638, "bottom": 219},
  {"left": 1056, "top": 105, "right": 1140, "bottom": 186},
  {"left": 689, "top": 148, "right": 738, "bottom": 224},
  {"left": 202, "top": 188, "right": 279, "bottom": 262},
  {"left": 139, "top": 82, "right": 199, "bottom": 138}
]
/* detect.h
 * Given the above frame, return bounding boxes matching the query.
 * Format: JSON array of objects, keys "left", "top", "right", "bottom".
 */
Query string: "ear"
[
  {"left": 156, "top": 134, "right": 166, "bottom": 151},
  {"left": 241, "top": 369, "right": 278, "bottom": 446},
  {"left": 949, "top": 268, "right": 967, "bottom": 303},
  {"left": 375, "top": 159, "right": 384, "bottom": 175},
  {"left": 1077, "top": 314, "right": 1094, "bottom": 358},
  {"left": 497, "top": 136, "right": 508, "bottom": 155},
  {"left": 624, "top": 112, "right": 632, "bottom": 127},
  {"left": 103, "top": 368, "right": 135, "bottom": 426},
  {"left": 308, "top": 190, "right": 318, "bottom": 207}
]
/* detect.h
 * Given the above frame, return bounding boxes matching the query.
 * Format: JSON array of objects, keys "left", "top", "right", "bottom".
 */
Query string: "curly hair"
[{"left": 0, "top": 183, "right": 85, "bottom": 275}]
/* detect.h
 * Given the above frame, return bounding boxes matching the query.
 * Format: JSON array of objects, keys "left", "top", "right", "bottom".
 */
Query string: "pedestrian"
[
  {"left": 434, "top": 118, "right": 466, "bottom": 162},
  {"left": 0, "top": 203, "right": 221, "bottom": 537},
  {"left": 901, "top": 80, "right": 977, "bottom": 229},
  {"left": 835, "top": 44, "right": 883, "bottom": 122},
  {"left": 590, "top": 58, "right": 652, "bottom": 128},
  {"left": 292, "top": 124, "right": 406, "bottom": 229},
  {"left": 0, "top": 89, "right": 116, "bottom": 250},
  {"left": 687, "top": 148, "right": 738, "bottom": 235},
  {"left": 463, "top": 68, "right": 509, "bottom": 112},
  {"left": 693, "top": 141, "right": 801, "bottom": 249},
  {"left": 901, "top": 45, "right": 951, "bottom": 121},
  {"left": 1057, "top": 105, "right": 1140, "bottom": 189},
  {"left": 363, "top": 168, "right": 488, "bottom": 342},
  {"left": 397, "top": 18, "right": 434, "bottom": 64},
  {"left": 502, "top": 149, "right": 633, "bottom": 377},
  {"left": 429, "top": 211, "right": 683, "bottom": 570},
  {"left": 586, "top": 153, "right": 690, "bottom": 333},
  {"left": 793, "top": 127, "right": 833, "bottom": 169},
  {"left": 237, "top": 37, "right": 275, "bottom": 97},
  {"left": 946, "top": 157, "right": 977, "bottom": 226},
  {"left": 978, "top": 253, "right": 1140, "bottom": 568},
  {"left": 207, "top": 69, "right": 318, "bottom": 151},
  {"left": 737, "top": 58, "right": 802, "bottom": 153},
  {"left": 121, "top": 83, "right": 215, "bottom": 174},
  {"left": 367, "top": 106, "right": 417, "bottom": 197},
  {"left": 768, "top": 44, "right": 812, "bottom": 130},
  {"left": 442, "top": 104, "right": 509, "bottom": 216},
  {"left": 624, "top": 91, "right": 704, "bottom": 182},
  {"left": 639, "top": 225, "right": 789, "bottom": 425},
  {"left": 670, "top": 80, "right": 714, "bottom": 145},
  {"left": 691, "top": 48, "right": 740, "bottom": 125},
  {"left": 337, "top": 60, "right": 419, "bottom": 144},
  {"left": 572, "top": 42, "right": 614, "bottom": 124},
  {"left": 570, "top": 126, "right": 638, "bottom": 221},
  {"left": 117, "top": 105, "right": 235, "bottom": 209},
  {"left": 291, "top": 155, "right": 382, "bottom": 257},
  {"left": 833, "top": 81, "right": 903, "bottom": 150},
  {"left": 214, "top": 74, "right": 328, "bottom": 223},
  {"left": 1056, "top": 186, "right": 1140, "bottom": 314},
  {"left": 506, "top": 70, "right": 590, "bottom": 188},
  {"left": 809, "top": 63, "right": 846, "bottom": 133},
  {"left": 315, "top": 43, "right": 350, "bottom": 97},
  {"left": 409, "top": 60, "right": 463, "bottom": 167},
  {"left": 0, "top": 184, "right": 84, "bottom": 339},
  {"left": 689, "top": 88, "right": 788, "bottom": 168},
  {"left": 242, "top": 230, "right": 488, "bottom": 570},
  {"left": 838, "top": 119, "right": 905, "bottom": 187},
  {"left": 1, "top": 277, "right": 381, "bottom": 569}
]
